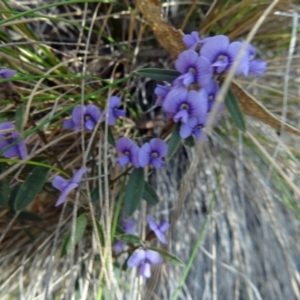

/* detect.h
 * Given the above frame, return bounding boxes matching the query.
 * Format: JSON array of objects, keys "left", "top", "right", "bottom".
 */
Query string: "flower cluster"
[
  {"left": 155, "top": 32, "right": 267, "bottom": 141},
  {"left": 125, "top": 216, "right": 170, "bottom": 278},
  {"left": 116, "top": 137, "right": 167, "bottom": 169},
  {"left": 63, "top": 96, "right": 125, "bottom": 131}
]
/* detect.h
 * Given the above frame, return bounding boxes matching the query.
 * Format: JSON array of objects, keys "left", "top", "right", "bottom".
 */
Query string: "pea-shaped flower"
[
  {"left": 113, "top": 219, "right": 136, "bottom": 255},
  {"left": 127, "top": 249, "right": 164, "bottom": 278},
  {"left": 116, "top": 137, "right": 140, "bottom": 168},
  {"left": 63, "top": 104, "right": 101, "bottom": 131},
  {"left": 138, "top": 138, "right": 167, "bottom": 169},
  {"left": 147, "top": 216, "right": 170, "bottom": 244},
  {"left": 108, "top": 96, "right": 126, "bottom": 125},
  {"left": 52, "top": 167, "right": 87, "bottom": 206},
  {"left": 0, "top": 122, "right": 27, "bottom": 159}
]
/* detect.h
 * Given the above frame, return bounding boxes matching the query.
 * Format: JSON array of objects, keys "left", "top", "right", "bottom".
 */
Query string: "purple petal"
[
  {"left": 116, "top": 155, "right": 130, "bottom": 167},
  {"left": 200, "top": 35, "right": 230, "bottom": 62},
  {"left": 174, "top": 109, "right": 189, "bottom": 123},
  {"left": 163, "top": 87, "right": 188, "bottom": 117},
  {"left": 109, "top": 96, "right": 121, "bottom": 109},
  {"left": 194, "top": 127, "right": 203, "bottom": 141},
  {"left": 147, "top": 215, "right": 158, "bottom": 231},
  {"left": 179, "top": 122, "right": 193, "bottom": 139},
  {"left": 71, "top": 167, "right": 87, "bottom": 184},
  {"left": 0, "top": 137, "right": 9, "bottom": 152},
  {"left": 55, "top": 182, "right": 78, "bottom": 207},
  {"left": 127, "top": 249, "right": 146, "bottom": 267},
  {"left": 0, "top": 122, "right": 14, "bottom": 131},
  {"left": 138, "top": 142, "right": 151, "bottom": 167},
  {"left": 145, "top": 250, "right": 164, "bottom": 265},
  {"left": 212, "top": 56, "right": 229, "bottom": 73},
  {"left": 108, "top": 109, "right": 116, "bottom": 126},
  {"left": 114, "top": 109, "right": 126, "bottom": 118},
  {"left": 249, "top": 60, "right": 266, "bottom": 76},
  {"left": 17, "top": 140, "right": 28, "bottom": 160},
  {"left": 153, "top": 229, "right": 168, "bottom": 244},
  {"left": 130, "top": 144, "right": 140, "bottom": 168},
  {"left": 151, "top": 158, "right": 164, "bottom": 169},
  {"left": 149, "top": 138, "right": 167, "bottom": 158},
  {"left": 3, "top": 145, "right": 19, "bottom": 158},
  {"left": 183, "top": 31, "right": 201, "bottom": 49},
  {"left": 86, "top": 104, "right": 101, "bottom": 123},
  {"left": 196, "top": 56, "right": 213, "bottom": 87},
  {"left": 116, "top": 137, "right": 134, "bottom": 153},
  {"left": 154, "top": 85, "right": 170, "bottom": 106},
  {"left": 227, "top": 41, "right": 249, "bottom": 76},
  {"left": 140, "top": 262, "right": 151, "bottom": 278},
  {"left": 72, "top": 105, "right": 86, "bottom": 126},
  {"left": 0, "top": 69, "right": 16, "bottom": 79},
  {"left": 113, "top": 240, "right": 126, "bottom": 254},
  {"left": 177, "top": 72, "right": 195, "bottom": 86},
  {"left": 52, "top": 176, "right": 69, "bottom": 192},
  {"left": 123, "top": 219, "right": 136, "bottom": 234},
  {"left": 158, "top": 221, "right": 170, "bottom": 232},
  {"left": 175, "top": 50, "right": 199, "bottom": 73},
  {"left": 85, "top": 119, "right": 95, "bottom": 131},
  {"left": 63, "top": 119, "right": 75, "bottom": 130},
  {"left": 187, "top": 90, "right": 208, "bottom": 118},
  {"left": 247, "top": 43, "right": 256, "bottom": 59}
]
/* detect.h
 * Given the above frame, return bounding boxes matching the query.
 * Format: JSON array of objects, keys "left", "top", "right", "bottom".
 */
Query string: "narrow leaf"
[
  {"left": 15, "top": 164, "right": 49, "bottom": 210},
  {"left": 0, "top": 163, "right": 9, "bottom": 206},
  {"left": 184, "top": 136, "right": 195, "bottom": 147},
  {"left": 150, "top": 246, "right": 184, "bottom": 266},
  {"left": 136, "top": 68, "right": 180, "bottom": 82},
  {"left": 224, "top": 88, "right": 246, "bottom": 132},
  {"left": 124, "top": 168, "right": 145, "bottom": 216},
  {"left": 167, "top": 123, "right": 181, "bottom": 159},
  {"left": 143, "top": 181, "right": 159, "bottom": 205},
  {"left": 107, "top": 126, "right": 116, "bottom": 146},
  {"left": 15, "top": 103, "right": 25, "bottom": 134},
  {"left": 61, "top": 214, "right": 87, "bottom": 257},
  {"left": 115, "top": 234, "right": 141, "bottom": 244}
]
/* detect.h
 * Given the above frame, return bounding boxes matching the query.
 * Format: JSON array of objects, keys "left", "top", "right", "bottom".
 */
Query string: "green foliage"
[
  {"left": 136, "top": 68, "right": 180, "bottom": 82},
  {"left": 0, "top": 163, "right": 9, "bottom": 206},
  {"left": 124, "top": 168, "right": 145, "bottom": 216},
  {"left": 167, "top": 123, "right": 181, "bottom": 159},
  {"left": 115, "top": 234, "right": 140, "bottom": 244},
  {"left": 143, "top": 181, "right": 159, "bottom": 205},
  {"left": 14, "top": 165, "right": 49, "bottom": 210},
  {"left": 224, "top": 88, "right": 246, "bottom": 132},
  {"left": 150, "top": 246, "right": 184, "bottom": 266}
]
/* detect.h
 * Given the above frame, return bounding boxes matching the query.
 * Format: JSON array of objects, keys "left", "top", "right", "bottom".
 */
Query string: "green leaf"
[
  {"left": 61, "top": 213, "right": 88, "bottom": 257},
  {"left": 167, "top": 123, "right": 181, "bottom": 160},
  {"left": 124, "top": 168, "right": 145, "bottom": 216},
  {"left": 115, "top": 234, "right": 141, "bottom": 244},
  {"left": 150, "top": 246, "right": 184, "bottom": 266},
  {"left": 224, "top": 88, "right": 246, "bottom": 132},
  {"left": 0, "top": 163, "right": 9, "bottom": 206},
  {"left": 15, "top": 103, "right": 25, "bottom": 134},
  {"left": 136, "top": 68, "right": 180, "bottom": 82},
  {"left": 8, "top": 184, "right": 21, "bottom": 210},
  {"left": 143, "top": 181, "right": 159, "bottom": 205},
  {"left": 17, "top": 211, "right": 43, "bottom": 222},
  {"left": 184, "top": 136, "right": 195, "bottom": 147},
  {"left": 95, "top": 219, "right": 105, "bottom": 246},
  {"left": 15, "top": 164, "right": 50, "bottom": 210}
]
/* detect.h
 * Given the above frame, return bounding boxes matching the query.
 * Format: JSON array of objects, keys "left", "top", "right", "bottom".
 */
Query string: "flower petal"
[
  {"left": 174, "top": 110, "right": 189, "bottom": 123},
  {"left": 116, "top": 155, "right": 130, "bottom": 167},
  {"left": 71, "top": 167, "right": 87, "bottom": 184},
  {"left": 109, "top": 96, "right": 121, "bottom": 109},
  {"left": 151, "top": 158, "right": 164, "bottom": 169},
  {"left": 113, "top": 240, "right": 126, "bottom": 254},
  {"left": 63, "top": 119, "right": 75, "bottom": 130},
  {"left": 3, "top": 145, "right": 19, "bottom": 158},
  {"left": 175, "top": 50, "right": 198, "bottom": 73},
  {"left": 140, "top": 262, "right": 151, "bottom": 278},
  {"left": 52, "top": 176, "right": 69, "bottom": 192},
  {"left": 147, "top": 215, "right": 158, "bottom": 231},
  {"left": 200, "top": 35, "right": 230, "bottom": 62},
  {"left": 116, "top": 137, "right": 134, "bottom": 153},
  {"left": 227, "top": 41, "right": 249, "bottom": 76},
  {"left": 17, "top": 140, "right": 28, "bottom": 160},
  {"left": 130, "top": 144, "right": 140, "bottom": 168},
  {"left": 72, "top": 105, "right": 86, "bottom": 126},
  {"left": 196, "top": 56, "right": 213, "bottom": 87},
  {"left": 145, "top": 250, "right": 164, "bottom": 265},
  {"left": 179, "top": 122, "right": 193, "bottom": 139},
  {"left": 149, "top": 138, "right": 167, "bottom": 158},
  {"left": 187, "top": 90, "right": 208, "bottom": 118},
  {"left": 85, "top": 119, "right": 95, "bottom": 131},
  {"left": 0, "top": 69, "right": 16, "bottom": 79},
  {"left": 86, "top": 104, "right": 101, "bottom": 123},
  {"left": 163, "top": 87, "right": 188, "bottom": 117},
  {"left": 158, "top": 221, "right": 170, "bottom": 233},
  {"left": 0, "top": 122, "right": 14, "bottom": 131},
  {"left": 123, "top": 219, "right": 136, "bottom": 234},
  {"left": 183, "top": 31, "right": 201, "bottom": 49},
  {"left": 55, "top": 182, "right": 78, "bottom": 207},
  {"left": 154, "top": 229, "right": 168, "bottom": 244},
  {"left": 138, "top": 142, "right": 151, "bottom": 167},
  {"left": 127, "top": 249, "right": 146, "bottom": 267},
  {"left": 249, "top": 60, "right": 266, "bottom": 76}
]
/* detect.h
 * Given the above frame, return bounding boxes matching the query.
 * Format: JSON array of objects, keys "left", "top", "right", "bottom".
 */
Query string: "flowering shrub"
[{"left": 0, "top": 31, "right": 266, "bottom": 281}]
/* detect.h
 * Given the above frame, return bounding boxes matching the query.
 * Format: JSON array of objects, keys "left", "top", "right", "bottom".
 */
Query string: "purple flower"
[
  {"left": 203, "top": 80, "right": 220, "bottom": 112},
  {"left": 63, "top": 104, "right": 101, "bottom": 131},
  {"left": 154, "top": 84, "right": 171, "bottom": 106},
  {"left": 127, "top": 249, "right": 164, "bottom": 278},
  {"left": 114, "top": 219, "right": 136, "bottom": 254},
  {"left": 179, "top": 116, "right": 206, "bottom": 141},
  {"left": 0, "top": 122, "right": 27, "bottom": 159},
  {"left": 200, "top": 35, "right": 249, "bottom": 76},
  {"left": 0, "top": 69, "right": 16, "bottom": 79},
  {"left": 182, "top": 31, "right": 202, "bottom": 50},
  {"left": 147, "top": 216, "right": 170, "bottom": 244},
  {"left": 138, "top": 138, "right": 167, "bottom": 169},
  {"left": 174, "top": 50, "right": 213, "bottom": 87},
  {"left": 108, "top": 96, "right": 126, "bottom": 125},
  {"left": 116, "top": 137, "right": 140, "bottom": 168},
  {"left": 246, "top": 43, "right": 267, "bottom": 76},
  {"left": 163, "top": 87, "right": 208, "bottom": 123},
  {"left": 52, "top": 167, "right": 87, "bottom": 206}
]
